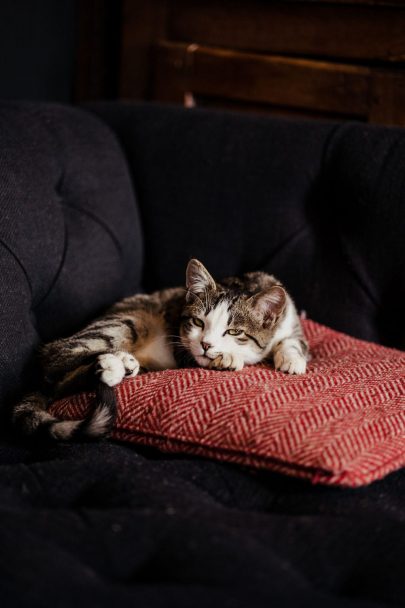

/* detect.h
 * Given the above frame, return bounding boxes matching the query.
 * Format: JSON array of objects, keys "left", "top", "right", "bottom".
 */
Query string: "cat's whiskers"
[{"left": 165, "top": 341, "right": 186, "bottom": 348}]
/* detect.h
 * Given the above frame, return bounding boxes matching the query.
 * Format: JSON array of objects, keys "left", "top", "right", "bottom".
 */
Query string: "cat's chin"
[{"left": 194, "top": 355, "right": 210, "bottom": 368}]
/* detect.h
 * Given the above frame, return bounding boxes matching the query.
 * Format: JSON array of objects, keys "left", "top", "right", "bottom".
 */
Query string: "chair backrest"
[
  {"left": 91, "top": 102, "right": 405, "bottom": 351},
  {"left": 1, "top": 100, "right": 403, "bottom": 408}
]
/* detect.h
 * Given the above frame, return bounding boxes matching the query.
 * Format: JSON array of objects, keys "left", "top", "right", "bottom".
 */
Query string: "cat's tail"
[{"left": 12, "top": 382, "right": 117, "bottom": 441}]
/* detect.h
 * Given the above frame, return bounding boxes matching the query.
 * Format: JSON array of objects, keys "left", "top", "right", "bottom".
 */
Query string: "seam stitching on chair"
[
  {"left": 32, "top": 223, "right": 68, "bottom": 311},
  {"left": 371, "top": 135, "right": 402, "bottom": 208},
  {"left": 319, "top": 122, "right": 346, "bottom": 173},
  {"left": 0, "top": 238, "right": 33, "bottom": 296},
  {"left": 257, "top": 224, "right": 309, "bottom": 269},
  {"left": 64, "top": 202, "right": 124, "bottom": 257}
]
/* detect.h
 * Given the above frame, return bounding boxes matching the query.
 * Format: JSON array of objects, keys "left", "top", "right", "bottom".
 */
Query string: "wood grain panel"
[
  {"left": 120, "top": 0, "right": 405, "bottom": 126},
  {"left": 120, "top": 0, "right": 168, "bottom": 99},
  {"left": 154, "top": 42, "right": 371, "bottom": 117},
  {"left": 168, "top": 0, "right": 405, "bottom": 62}
]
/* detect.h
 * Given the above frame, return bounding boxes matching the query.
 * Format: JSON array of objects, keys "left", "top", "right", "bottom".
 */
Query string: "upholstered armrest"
[{"left": 0, "top": 103, "right": 142, "bottom": 406}]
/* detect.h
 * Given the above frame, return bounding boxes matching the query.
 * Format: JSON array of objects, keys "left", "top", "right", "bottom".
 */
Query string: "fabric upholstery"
[
  {"left": 0, "top": 103, "right": 142, "bottom": 406},
  {"left": 51, "top": 319, "right": 405, "bottom": 488},
  {"left": 89, "top": 102, "right": 405, "bottom": 350},
  {"left": 0, "top": 101, "right": 404, "bottom": 607},
  {"left": 2, "top": 438, "right": 405, "bottom": 608}
]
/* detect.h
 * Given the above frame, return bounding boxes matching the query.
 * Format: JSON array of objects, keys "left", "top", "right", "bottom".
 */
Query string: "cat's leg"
[
  {"left": 272, "top": 338, "right": 307, "bottom": 375},
  {"left": 42, "top": 317, "right": 141, "bottom": 392}
]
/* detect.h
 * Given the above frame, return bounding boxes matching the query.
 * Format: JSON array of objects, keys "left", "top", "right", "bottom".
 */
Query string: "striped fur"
[{"left": 12, "top": 259, "right": 308, "bottom": 440}]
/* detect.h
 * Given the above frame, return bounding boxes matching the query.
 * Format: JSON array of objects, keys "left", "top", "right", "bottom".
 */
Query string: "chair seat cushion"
[{"left": 51, "top": 319, "right": 405, "bottom": 487}]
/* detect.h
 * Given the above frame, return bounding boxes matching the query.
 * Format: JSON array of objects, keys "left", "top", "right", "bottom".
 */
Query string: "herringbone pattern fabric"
[{"left": 51, "top": 320, "right": 405, "bottom": 487}]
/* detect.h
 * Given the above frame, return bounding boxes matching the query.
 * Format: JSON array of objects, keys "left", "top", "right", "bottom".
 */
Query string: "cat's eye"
[
  {"left": 227, "top": 328, "right": 242, "bottom": 336},
  {"left": 192, "top": 317, "right": 204, "bottom": 328}
]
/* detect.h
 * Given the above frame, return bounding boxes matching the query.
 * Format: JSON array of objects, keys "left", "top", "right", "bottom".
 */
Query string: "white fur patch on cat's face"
[{"left": 186, "top": 300, "right": 261, "bottom": 368}]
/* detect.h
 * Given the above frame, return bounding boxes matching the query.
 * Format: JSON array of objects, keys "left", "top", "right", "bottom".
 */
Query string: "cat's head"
[{"left": 180, "top": 259, "right": 286, "bottom": 368}]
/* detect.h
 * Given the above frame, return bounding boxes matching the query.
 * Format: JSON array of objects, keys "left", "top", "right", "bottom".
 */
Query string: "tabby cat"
[{"left": 13, "top": 259, "right": 308, "bottom": 440}]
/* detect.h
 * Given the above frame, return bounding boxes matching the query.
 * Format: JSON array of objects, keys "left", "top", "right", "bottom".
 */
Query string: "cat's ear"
[
  {"left": 249, "top": 286, "right": 286, "bottom": 325},
  {"left": 186, "top": 259, "right": 216, "bottom": 301}
]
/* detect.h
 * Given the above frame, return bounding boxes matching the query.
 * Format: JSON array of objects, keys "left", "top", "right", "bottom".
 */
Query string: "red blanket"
[{"left": 51, "top": 319, "right": 405, "bottom": 487}]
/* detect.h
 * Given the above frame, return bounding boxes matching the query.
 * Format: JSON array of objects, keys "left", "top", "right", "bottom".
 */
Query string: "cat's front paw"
[
  {"left": 274, "top": 350, "right": 306, "bottom": 375},
  {"left": 97, "top": 351, "right": 140, "bottom": 387},
  {"left": 115, "top": 351, "right": 140, "bottom": 377},
  {"left": 208, "top": 352, "right": 244, "bottom": 372}
]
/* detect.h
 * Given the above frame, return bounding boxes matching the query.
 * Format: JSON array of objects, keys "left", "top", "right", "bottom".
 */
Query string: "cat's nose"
[{"left": 201, "top": 341, "right": 211, "bottom": 352}]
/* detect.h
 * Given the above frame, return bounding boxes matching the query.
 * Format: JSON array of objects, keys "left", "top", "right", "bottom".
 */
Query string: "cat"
[{"left": 13, "top": 259, "right": 308, "bottom": 440}]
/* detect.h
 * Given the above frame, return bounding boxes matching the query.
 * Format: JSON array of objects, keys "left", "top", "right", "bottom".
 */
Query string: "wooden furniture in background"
[{"left": 119, "top": 0, "right": 405, "bottom": 125}]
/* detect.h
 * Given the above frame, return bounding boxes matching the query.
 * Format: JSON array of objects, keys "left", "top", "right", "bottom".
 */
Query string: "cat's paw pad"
[
  {"left": 97, "top": 354, "right": 126, "bottom": 387},
  {"left": 274, "top": 351, "right": 307, "bottom": 375},
  {"left": 208, "top": 352, "right": 244, "bottom": 372},
  {"left": 115, "top": 351, "right": 140, "bottom": 377}
]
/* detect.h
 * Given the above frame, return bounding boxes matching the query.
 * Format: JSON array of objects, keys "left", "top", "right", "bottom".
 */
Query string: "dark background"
[
  {"left": 1, "top": 0, "right": 405, "bottom": 127},
  {"left": 0, "top": 0, "right": 120, "bottom": 104},
  {"left": 0, "top": 0, "right": 77, "bottom": 102}
]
